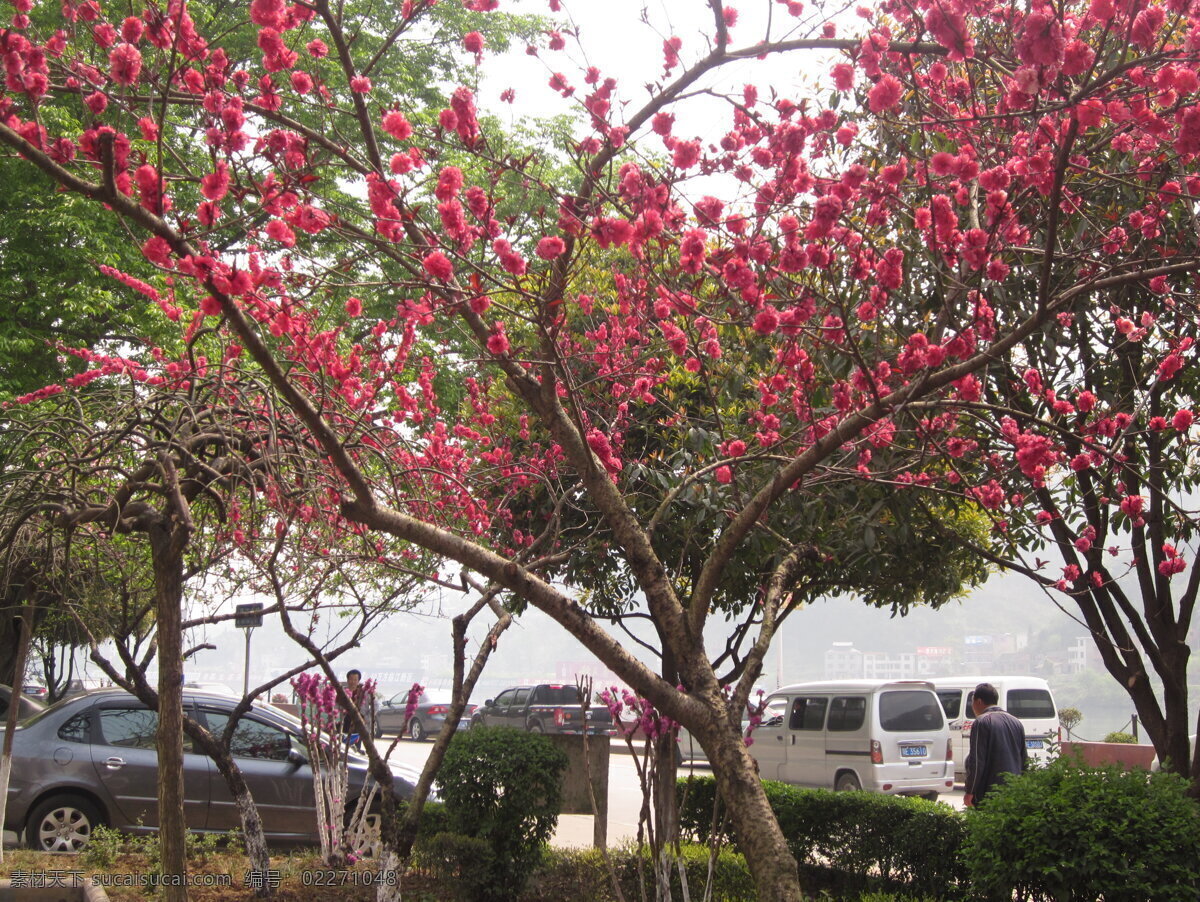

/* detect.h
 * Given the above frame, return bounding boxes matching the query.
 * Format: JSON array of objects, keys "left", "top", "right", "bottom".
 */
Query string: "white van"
[
  {"left": 930, "top": 676, "right": 1059, "bottom": 781},
  {"left": 748, "top": 680, "right": 953, "bottom": 799}
]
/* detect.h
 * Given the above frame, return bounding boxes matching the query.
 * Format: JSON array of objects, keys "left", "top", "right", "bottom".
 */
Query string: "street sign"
[{"left": 235, "top": 603, "right": 264, "bottom": 629}]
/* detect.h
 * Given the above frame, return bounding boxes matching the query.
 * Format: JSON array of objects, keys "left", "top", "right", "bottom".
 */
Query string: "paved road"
[{"left": 380, "top": 734, "right": 966, "bottom": 848}]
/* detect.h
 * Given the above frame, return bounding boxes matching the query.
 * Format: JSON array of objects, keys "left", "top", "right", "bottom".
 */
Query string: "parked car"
[
  {"left": 470, "top": 683, "right": 615, "bottom": 735},
  {"left": 749, "top": 680, "right": 953, "bottom": 799},
  {"left": 1, "top": 688, "right": 420, "bottom": 852},
  {"left": 377, "top": 690, "right": 477, "bottom": 741},
  {"left": 0, "top": 685, "right": 45, "bottom": 722},
  {"left": 22, "top": 684, "right": 49, "bottom": 700},
  {"left": 930, "top": 676, "right": 1059, "bottom": 780}
]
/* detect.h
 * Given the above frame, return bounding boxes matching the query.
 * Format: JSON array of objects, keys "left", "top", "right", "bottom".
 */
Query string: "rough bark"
[
  {"left": 697, "top": 709, "right": 802, "bottom": 901},
  {"left": 183, "top": 725, "right": 272, "bottom": 893},
  {"left": 147, "top": 460, "right": 192, "bottom": 902},
  {"left": 0, "top": 602, "right": 33, "bottom": 865}
]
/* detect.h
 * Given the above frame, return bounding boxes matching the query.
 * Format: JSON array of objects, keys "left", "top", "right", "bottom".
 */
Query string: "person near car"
[
  {"left": 964, "top": 681, "right": 1027, "bottom": 807},
  {"left": 342, "top": 669, "right": 376, "bottom": 747}
]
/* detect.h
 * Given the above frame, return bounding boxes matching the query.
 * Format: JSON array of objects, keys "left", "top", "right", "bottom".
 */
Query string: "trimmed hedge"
[
  {"left": 533, "top": 844, "right": 758, "bottom": 901},
  {"left": 679, "top": 776, "right": 967, "bottom": 899},
  {"left": 963, "top": 758, "right": 1200, "bottom": 901}
]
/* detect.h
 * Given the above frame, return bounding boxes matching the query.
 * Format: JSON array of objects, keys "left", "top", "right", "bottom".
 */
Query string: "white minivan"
[
  {"left": 748, "top": 680, "right": 954, "bottom": 799},
  {"left": 930, "top": 676, "right": 1059, "bottom": 781}
]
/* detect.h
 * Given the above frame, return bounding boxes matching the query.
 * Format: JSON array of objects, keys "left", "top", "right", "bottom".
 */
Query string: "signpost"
[{"left": 235, "top": 603, "right": 264, "bottom": 696}]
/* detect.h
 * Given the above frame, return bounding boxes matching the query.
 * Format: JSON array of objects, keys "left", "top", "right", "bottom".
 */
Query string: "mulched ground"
[{"left": 2, "top": 849, "right": 451, "bottom": 901}]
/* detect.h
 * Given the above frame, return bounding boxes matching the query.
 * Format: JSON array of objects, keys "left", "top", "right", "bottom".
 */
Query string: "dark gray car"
[
  {"left": 2, "top": 689, "right": 419, "bottom": 852},
  {"left": 0, "top": 684, "right": 45, "bottom": 722},
  {"left": 377, "top": 690, "right": 477, "bottom": 741}
]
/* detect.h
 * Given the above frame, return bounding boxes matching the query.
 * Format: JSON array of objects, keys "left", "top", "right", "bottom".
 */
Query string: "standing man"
[
  {"left": 964, "top": 682, "right": 1027, "bottom": 807},
  {"left": 343, "top": 669, "right": 376, "bottom": 748}
]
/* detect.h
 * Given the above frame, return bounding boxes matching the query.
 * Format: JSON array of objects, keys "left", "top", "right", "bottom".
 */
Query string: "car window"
[
  {"left": 879, "top": 690, "right": 944, "bottom": 732},
  {"left": 512, "top": 688, "right": 531, "bottom": 706},
  {"left": 1007, "top": 689, "right": 1056, "bottom": 719},
  {"left": 58, "top": 711, "right": 91, "bottom": 743},
  {"left": 756, "top": 699, "right": 786, "bottom": 728},
  {"left": 788, "top": 697, "right": 828, "bottom": 731},
  {"left": 202, "top": 710, "right": 293, "bottom": 761},
  {"left": 937, "top": 690, "right": 962, "bottom": 719},
  {"left": 493, "top": 690, "right": 514, "bottom": 706},
  {"left": 533, "top": 686, "right": 580, "bottom": 705},
  {"left": 98, "top": 707, "right": 193, "bottom": 752},
  {"left": 827, "top": 696, "right": 867, "bottom": 732}
]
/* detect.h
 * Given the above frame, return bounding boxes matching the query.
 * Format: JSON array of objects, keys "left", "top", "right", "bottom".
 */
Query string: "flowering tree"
[
  {"left": 843, "top": 1, "right": 1200, "bottom": 785},
  {"left": 7, "top": 0, "right": 1200, "bottom": 896}
]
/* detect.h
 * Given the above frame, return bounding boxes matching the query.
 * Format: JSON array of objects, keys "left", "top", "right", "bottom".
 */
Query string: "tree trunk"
[
  {"left": 0, "top": 602, "right": 33, "bottom": 865},
  {"left": 184, "top": 724, "right": 272, "bottom": 895},
  {"left": 148, "top": 513, "right": 190, "bottom": 902},
  {"left": 698, "top": 712, "right": 803, "bottom": 901}
]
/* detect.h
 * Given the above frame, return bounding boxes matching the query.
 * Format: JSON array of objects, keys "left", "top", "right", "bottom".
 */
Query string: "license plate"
[
  {"left": 901, "top": 745, "right": 927, "bottom": 758},
  {"left": 1026, "top": 738, "right": 1044, "bottom": 749}
]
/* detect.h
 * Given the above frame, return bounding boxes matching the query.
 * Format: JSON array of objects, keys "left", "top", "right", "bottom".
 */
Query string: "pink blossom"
[
  {"left": 382, "top": 110, "right": 412, "bottom": 141},
  {"left": 423, "top": 251, "right": 454, "bottom": 280},
  {"left": 868, "top": 74, "right": 902, "bottom": 113},
  {"left": 1120, "top": 495, "right": 1145, "bottom": 517},
  {"left": 1173, "top": 409, "right": 1194, "bottom": 431},
  {"left": 715, "top": 465, "right": 733, "bottom": 484},
  {"left": 350, "top": 76, "right": 372, "bottom": 93},
  {"left": 1132, "top": 7, "right": 1166, "bottom": 49},
  {"left": 290, "top": 70, "right": 313, "bottom": 93},
  {"left": 108, "top": 42, "right": 142, "bottom": 85},
  {"left": 673, "top": 139, "right": 701, "bottom": 169},
  {"left": 486, "top": 324, "right": 510, "bottom": 355},
  {"left": 266, "top": 219, "right": 296, "bottom": 247},
  {"left": 1158, "top": 353, "right": 1184, "bottom": 381},
  {"left": 1015, "top": 9, "right": 1065, "bottom": 68},
  {"left": 463, "top": 31, "right": 485, "bottom": 59},
  {"left": 249, "top": 0, "right": 285, "bottom": 27},
  {"left": 536, "top": 236, "right": 566, "bottom": 259},
  {"left": 84, "top": 91, "right": 108, "bottom": 114}
]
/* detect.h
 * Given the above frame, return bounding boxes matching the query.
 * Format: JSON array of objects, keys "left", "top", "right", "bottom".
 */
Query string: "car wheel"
[
  {"left": 25, "top": 795, "right": 103, "bottom": 853},
  {"left": 528, "top": 721, "right": 544, "bottom": 733},
  {"left": 408, "top": 718, "right": 426, "bottom": 742},
  {"left": 835, "top": 772, "right": 861, "bottom": 793}
]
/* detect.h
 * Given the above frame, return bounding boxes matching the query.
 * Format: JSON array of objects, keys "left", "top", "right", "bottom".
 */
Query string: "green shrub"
[
  {"left": 531, "top": 843, "right": 757, "bottom": 901},
  {"left": 963, "top": 758, "right": 1200, "bottom": 901},
  {"left": 678, "top": 776, "right": 967, "bottom": 899},
  {"left": 391, "top": 799, "right": 450, "bottom": 849},
  {"left": 1102, "top": 730, "right": 1137, "bottom": 743},
  {"left": 437, "top": 726, "right": 568, "bottom": 901},
  {"left": 78, "top": 824, "right": 125, "bottom": 870},
  {"left": 419, "top": 832, "right": 495, "bottom": 901}
]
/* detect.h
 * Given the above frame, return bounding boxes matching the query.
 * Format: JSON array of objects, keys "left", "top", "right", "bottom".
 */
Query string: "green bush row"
[
  {"left": 679, "top": 776, "right": 965, "bottom": 898},
  {"left": 678, "top": 757, "right": 1200, "bottom": 901},
  {"left": 531, "top": 844, "right": 758, "bottom": 901}
]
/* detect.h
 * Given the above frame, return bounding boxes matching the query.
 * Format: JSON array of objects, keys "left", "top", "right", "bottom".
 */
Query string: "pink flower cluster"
[{"left": 599, "top": 687, "right": 677, "bottom": 741}]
